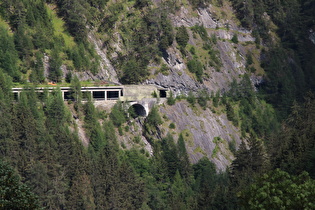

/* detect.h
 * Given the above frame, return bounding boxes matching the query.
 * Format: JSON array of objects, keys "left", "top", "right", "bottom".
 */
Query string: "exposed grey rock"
[
  {"left": 215, "top": 29, "right": 255, "bottom": 42},
  {"left": 43, "top": 53, "right": 50, "bottom": 78},
  {"left": 198, "top": 8, "right": 218, "bottom": 28},
  {"left": 251, "top": 75, "right": 264, "bottom": 89},
  {"left": 145, "top": 47, "right": 204, "bottom": 95},
  {"left": 170, "top": 6, "right": 200, "bottom": 27},
  {"left": 160, "top": 101, "right": 242, "bottom": 171},
  {"left": 104, "top": 3, "right": 260, "bottom": 170},
  {"left": 237, "top": 32, "right": 255, "bottom": 42},
  {"left": 147, "top": 3, "right": 259, "bottom": 95},
  {"left": 118, "top": 117, "right": 154, "bottom": 156},
  {"left": 43, "top": 34, "right": 120, "bottom": 84},
  {"left": 170, "top": 7, "right": 218, "bottom": 28},
  {"left": 87, "top": 33, "right": 120, "bottom": 83},
  {"left": 61, "top": 66, "right": 117, "bottom": 83},
  {"left": 216, "top": 29, "right": 232, "bottom": 40}
]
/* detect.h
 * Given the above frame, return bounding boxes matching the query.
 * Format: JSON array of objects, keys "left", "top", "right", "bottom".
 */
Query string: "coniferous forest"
[{"left": 0, "top": 0, "right": 315, "bottom": 209}]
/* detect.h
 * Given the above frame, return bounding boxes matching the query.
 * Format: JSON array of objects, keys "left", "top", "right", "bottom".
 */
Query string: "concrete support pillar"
[
  {"left": 144, "top": 103, "right": 149, "bottom": 117},
  {"left": 104, "top": 90, "right": 107, "bottom": 101}
]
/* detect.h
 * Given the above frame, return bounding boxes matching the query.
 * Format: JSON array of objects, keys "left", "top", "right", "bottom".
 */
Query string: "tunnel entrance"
[
  {"left": 129, "top": 104, "right": 146, "bottom": 118},
  {"left": 159, "top": 89, "right": 167, "bottom": 98}
]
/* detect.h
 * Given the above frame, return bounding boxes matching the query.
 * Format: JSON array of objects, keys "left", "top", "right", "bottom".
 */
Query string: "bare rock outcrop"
[
  {"left": 146, "top": 47, "right": 204, "bottom": 95},
  {"left": 43, "top": 33, "right": 120, "bottom": 84},
  {"left": 170, "top": 7, "right": 217, "bottom": 28},
  {"left": 87, "top": 33, "right": 119, "bottom": 83},
  {"left": 160, "top": 101, "right": 241, "bottom": 171},
  {"left": 146, "top": 3, "right": 257, "bottom": 95}
]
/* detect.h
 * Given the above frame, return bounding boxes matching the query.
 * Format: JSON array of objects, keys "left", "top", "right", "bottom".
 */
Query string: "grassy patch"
[
  {"left": 194, "top": 146, "right": 206, "bottom": 156},
  {"left": 46, "top": 4, "right": 76, "bottom": 48},
  {"left": 212, "top": 136, "right": 224, "bottom": 158},
  {"left": 12, "top": 80, "right": 118, "bottom": 88},
  {"left": 0, "top": 17, "right": 12, "bottom": 35},
  {"left": 181, "top": 129, "right": 194, "bottom": 147},
  {"left": 213, "top": 136, "right": 223, "bottom": 144},
  {"left": 200, "top": 120, "right": 205, "bottom": 131},
  {"left": 133, "top": 136, "right": 141, "bottom": 144},
  {"left": 251, "top": 50, "right": 265, "bottom": 75},
  {"left": 228, "top": 139, "right": 236, "bottom": 154},
  {"left": 188, "top": 26, "right": 222, "bottom": 72},
  {"left": 211, "top": 145, "right": 219, "bottom": 158}
]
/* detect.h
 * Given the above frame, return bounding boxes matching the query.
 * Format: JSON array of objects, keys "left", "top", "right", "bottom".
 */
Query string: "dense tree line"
[
  {"left": 0, "top": 0, "right": 101, "bottom": 83},
  {"left": 115, "top": 3, "right": 174, "bottom": 84},
  {"left": 230, "top": 93, "right": 315, "bottom": 209},
  {"left": 0, "top": 78, "right": 237, "bottom": 208},
  {"left": 230, "top": 0, "right": 315, "bottom": 118},
  {"left": 1, "top": 83, "right": 311, "bottom": 209},
  {"left": 209, "top": 75, "right": 315, "bottom": 208},
  {"left": 222, "top": 1, "right": 315, "bottom": 205}
]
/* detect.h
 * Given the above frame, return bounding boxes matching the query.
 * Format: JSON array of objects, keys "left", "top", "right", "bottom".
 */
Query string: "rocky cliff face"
[
  {"left": 145, "top": 4, "right": 258, "bottom": 95},
  {"left": 75, "top": 1, "right": 259, "bottom": 169},
  {"left": 160, "top": 101, "right": 241, "bottom": 171},
  {"left": 91, "top": 2, "right": 257, "bottom": 169},
  {"left": 65, "top": 2, "right": 259, "bottom": 95}
]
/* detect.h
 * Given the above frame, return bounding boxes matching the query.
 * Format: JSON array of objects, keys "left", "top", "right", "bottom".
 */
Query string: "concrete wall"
[{"left": 121, "top": 85, "right": 159, "bottom": 101}]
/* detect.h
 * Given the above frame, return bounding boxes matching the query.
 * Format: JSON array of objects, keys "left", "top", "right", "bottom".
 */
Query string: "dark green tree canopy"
[
  {"left": 239, "top": 169, "right": 315, "bottom": 210},
  {"left": 0, "top": 160, "right": 40, "bottom": 209},
  {"left": 176, "top": 26, "right": 189, "bottom": 48}
]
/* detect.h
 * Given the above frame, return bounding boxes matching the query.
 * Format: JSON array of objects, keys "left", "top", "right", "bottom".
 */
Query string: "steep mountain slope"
[
  {"left": 90, "top": 1, "right": 260, "bottom": 94},
  {"left": 0, "top": 0, "right": 313, "bottom": 168},
  {"left": 80, "top": 1, "right": 264, "bottom": 169},
  {"left": 1, "top": 0, "right": 315, "bottom": 208},
  {"left": 160, "top": 101, "right": 241, "bottom": 171},
  {"left": 145, "top": 4, "right": 258, "bottom": 94}
]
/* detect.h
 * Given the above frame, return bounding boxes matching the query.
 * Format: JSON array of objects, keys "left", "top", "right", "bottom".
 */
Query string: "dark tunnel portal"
[{"left": 131, "top": 104, "right": 146, "bottom": 117}]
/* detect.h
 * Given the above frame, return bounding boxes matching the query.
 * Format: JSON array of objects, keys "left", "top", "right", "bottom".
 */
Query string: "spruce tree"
[
  {"left": 162, "top": 133, "right": 179, "bottom": 181},
  {"left": 48, "top": 48, "right": 62, "bottom": 83},
  {"left": 0, "top": 160, "right": 40, "bottom": 209},
  {"left": 177, "top": 133, "right": 192, "bottom": 182}
]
